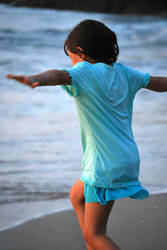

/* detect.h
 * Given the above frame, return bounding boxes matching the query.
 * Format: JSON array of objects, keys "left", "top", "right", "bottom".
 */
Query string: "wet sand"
[{"left": 0, "top": 194, "right": 167, "bottom": 250}]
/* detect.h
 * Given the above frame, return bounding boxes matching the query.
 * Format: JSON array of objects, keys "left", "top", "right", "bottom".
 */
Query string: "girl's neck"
[{"left": 68, "top": 49, "right": 113, "bottom": 67}]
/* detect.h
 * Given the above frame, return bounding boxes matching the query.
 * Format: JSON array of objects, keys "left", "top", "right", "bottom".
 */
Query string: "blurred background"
[
  {"left": 0, "top": 1, "right": 167, "bottom": 231},
  {"left": 0, "top": 0, "right": 167, "bottom": 15}
]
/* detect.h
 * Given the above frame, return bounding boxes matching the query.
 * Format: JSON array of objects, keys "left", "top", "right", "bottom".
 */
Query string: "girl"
[{"left": 6, "top": 19, "right": 167, "bottom": 250}]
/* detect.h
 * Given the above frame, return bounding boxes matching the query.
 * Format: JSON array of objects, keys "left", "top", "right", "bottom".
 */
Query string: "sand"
[{"left": 0, "top": 194, "right": 167, "bottom": 250}]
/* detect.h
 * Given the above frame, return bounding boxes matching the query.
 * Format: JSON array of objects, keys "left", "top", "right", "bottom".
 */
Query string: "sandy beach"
[{"left": 0, "top": 193, "right": 167, "bottom": 250}]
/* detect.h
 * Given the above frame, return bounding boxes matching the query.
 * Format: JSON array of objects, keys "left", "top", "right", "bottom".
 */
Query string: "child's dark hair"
[{"left": 64, "top": 19, "right": 119, "bottom": 65}]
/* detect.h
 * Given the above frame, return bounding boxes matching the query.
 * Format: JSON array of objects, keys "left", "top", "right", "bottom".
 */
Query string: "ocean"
[{"left": 0, "top": 3, "right": 167, "bottom": 231}]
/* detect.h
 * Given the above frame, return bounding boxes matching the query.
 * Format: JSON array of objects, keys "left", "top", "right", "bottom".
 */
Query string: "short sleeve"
[
  {"left": 61, "top": 62, "right": 85, "bottom": 97},
  {"left": 124, "top": 65, "right": 150, "bottom": 95}
]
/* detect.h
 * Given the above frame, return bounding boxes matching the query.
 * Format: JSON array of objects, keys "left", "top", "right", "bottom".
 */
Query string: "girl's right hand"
[{"left": 6, "top": 74, "right": 39, "bottom": 88}]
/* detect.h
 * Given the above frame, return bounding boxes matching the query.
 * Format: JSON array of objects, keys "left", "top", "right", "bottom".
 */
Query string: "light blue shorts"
[{"left": 84, "top": 183, "right": 149, "bottom": 205}]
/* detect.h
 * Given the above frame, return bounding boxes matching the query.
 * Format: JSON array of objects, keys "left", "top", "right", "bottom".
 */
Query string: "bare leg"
[
  {"left": 69, "top": 179, "right": 94, "bottom": 250},
  {"left": 84, "top": 201, "right": 121, "bottom": 250}
]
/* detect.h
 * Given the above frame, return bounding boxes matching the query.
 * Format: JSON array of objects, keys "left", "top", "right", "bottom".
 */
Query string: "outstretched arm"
[
  {"left": 6, "top": 70, "right": 71, "bottom": 88},
  {"left": 147, "top": 76, "right": 167, "bottom": 92}
]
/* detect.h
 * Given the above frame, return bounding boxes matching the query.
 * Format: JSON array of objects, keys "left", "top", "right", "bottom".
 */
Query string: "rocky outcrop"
[{"left": 1, "top": 0, "right": 167, "bottom": 15}]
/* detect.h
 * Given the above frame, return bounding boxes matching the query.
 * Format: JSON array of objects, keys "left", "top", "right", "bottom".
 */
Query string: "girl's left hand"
[{"left": 6, "top": 74, "right": 39, "bottom": 88}]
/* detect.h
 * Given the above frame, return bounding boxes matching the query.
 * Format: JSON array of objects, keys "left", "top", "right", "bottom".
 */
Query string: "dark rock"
[{"left": 0, "top": 0, "right": 167, "bottom": 15}]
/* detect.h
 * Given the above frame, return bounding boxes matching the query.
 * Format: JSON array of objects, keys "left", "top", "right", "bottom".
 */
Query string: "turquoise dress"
[{"left": 61, "top": 61, "right": 150, "bottom": 204}]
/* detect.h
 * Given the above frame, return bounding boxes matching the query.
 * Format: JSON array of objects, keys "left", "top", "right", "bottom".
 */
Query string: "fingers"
[
  {"left": 6, "top": 74, "right": 14, "bottom": 79},
  {"left": 6, "top": 74, "right": 22, "bottom": 80},
  {"left": 6, "top": 74, "right": 29, "bottom": 84},
  {"left": 6, "top": 74, "right": 39, "bottom": 88},
  {"left": 31, "top": 82, "right": 40, "bottom": 88}
]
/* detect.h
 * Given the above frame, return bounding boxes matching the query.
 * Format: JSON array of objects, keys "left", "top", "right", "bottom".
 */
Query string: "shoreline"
[
  {"left": 0, "top": 207, "right": 72, "bottom": 233},
  {"left": 0, "top": 190, "right": 167, "bottom": 233},
  {"left": 0, "top": 193, "right": 167, "bottom": 250},
  {"left": 0, "top": 197, "right": 72, "bottom": 233}
]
